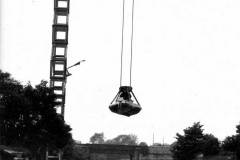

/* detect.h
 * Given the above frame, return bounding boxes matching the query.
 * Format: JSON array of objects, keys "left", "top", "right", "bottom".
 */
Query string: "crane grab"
[
  {"left": 109, "top": 0, "right": 141, "bottom": 117},
  {"left": 109, "top": 86, "right": 141, "bottom": 117}
]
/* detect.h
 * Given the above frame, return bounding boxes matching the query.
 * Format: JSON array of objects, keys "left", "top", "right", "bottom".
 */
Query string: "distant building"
[
  {"left": 76, "top": 144, "right": 172, "bottom": 160},
  {"left": 141, "top": 145, "right": 172, "bottom": 160}
]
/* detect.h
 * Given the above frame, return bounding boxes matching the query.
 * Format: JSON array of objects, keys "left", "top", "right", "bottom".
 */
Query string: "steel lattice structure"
[{"left": 50, "top": 0, "right": 70, "bottom": 117}]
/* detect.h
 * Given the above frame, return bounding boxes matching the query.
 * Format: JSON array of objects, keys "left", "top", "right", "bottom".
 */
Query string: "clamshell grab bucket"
[{"left": 109, "top": 86, "right": 141, "bottom": 117}]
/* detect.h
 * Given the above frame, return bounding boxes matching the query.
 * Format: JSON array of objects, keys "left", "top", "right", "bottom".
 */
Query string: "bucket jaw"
[{"left": 109, "top": 86, "right": 141, "bottom": 117}]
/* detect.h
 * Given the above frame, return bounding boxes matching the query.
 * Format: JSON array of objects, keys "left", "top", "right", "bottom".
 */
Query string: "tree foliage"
[
  {"left": 202, "top": 134, "right": 220, "bottom": 156},
  {"left": 222, "top": 123, "right": 240, "bottom": 160},
  {"left": 89, "top": 132, "right": 105, "bottom": 144},
  {"left": 0, "top": 70, "right": 23, "bottom": 95},
  {"left": 171, "top": 122, "right": 221, "bottom": 160},
  {"left": 222, "top": 135, "right": 238, "bottom": 152},
  {"left": 139, "top": 142, "right": 148, "bottom": 146},
  {"left": 89, "top": 133, "right": 139, "bottom": 145},
  {"left": 0, "top": 70, "right": 72, "bottom": 156},
  {"left": 171, "top": 122, "right": 205, "bottom": 160},
  {"left": 105, "top": 134, "right": 138, "bottom": 145}
]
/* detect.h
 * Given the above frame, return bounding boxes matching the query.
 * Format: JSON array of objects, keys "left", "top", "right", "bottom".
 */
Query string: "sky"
[{"left": 1, "top": 0, "right": 240, "bottom": 145}]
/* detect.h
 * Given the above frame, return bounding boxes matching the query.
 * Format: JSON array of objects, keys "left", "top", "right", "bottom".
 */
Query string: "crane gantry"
[
  {"left": 49, "top": 0, "right": 141, "bottom": 119},
  {"left": 48, "top": 0, "right": 141, "bottom": 159}
]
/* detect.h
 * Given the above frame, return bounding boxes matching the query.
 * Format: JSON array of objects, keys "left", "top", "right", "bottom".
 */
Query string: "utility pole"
[{"left": 152, "top": 133, "right": 154, "bottom": 145}]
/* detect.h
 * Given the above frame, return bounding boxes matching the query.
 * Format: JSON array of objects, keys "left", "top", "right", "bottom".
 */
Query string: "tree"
[
  {"left": 105, "top": 134, "right": 138, "bottom": 145},
  {"left": 237, "top": 124, "right": 240, "bottom": 134},
  {"left": 202, "top": 134, "right": 220, "bottom": 156},
  {"left": 171, "top": 122, "right": 204, "bottom": 160},
  {"left": 139, "top": 142, "right": 149, "bottom": 155},
  {"left": 0, "top": 70, "right": 72, "bottom": 158},
  {"left": 0, "top": 70, "right": 25, "bottom": 145},
  {"left": 89, "top": 133, "right": 105, "bottom": 144},
  {"left": 222, "top": 135, "right": 238, "bottom": 152},
  {"left": 139, "top": 142, "right": 148, "bottom": 146},
  {"left": 222, "top": 123, "right": 240, "bottom": 160},
  {"left": 0, "top": 70, "right": 23, "bottom": 95}
]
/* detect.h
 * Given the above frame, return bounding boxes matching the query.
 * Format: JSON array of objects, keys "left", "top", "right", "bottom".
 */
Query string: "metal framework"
[
  {"left": 47, "top": 0, "right": 70, "bottom": 159},
  {"left": 50, "top": 0, "right": 70, "bottom": 117}
]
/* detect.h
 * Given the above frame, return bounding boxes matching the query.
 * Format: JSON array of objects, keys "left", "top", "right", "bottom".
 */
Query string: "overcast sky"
[{"left": 1, "top": 0, "right": 240, "bottom": 145}]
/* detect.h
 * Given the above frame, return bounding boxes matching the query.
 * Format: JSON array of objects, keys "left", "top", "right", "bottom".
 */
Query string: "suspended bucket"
[{"left": 109, "top": 86, "right": 141, "bottom": 117}]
